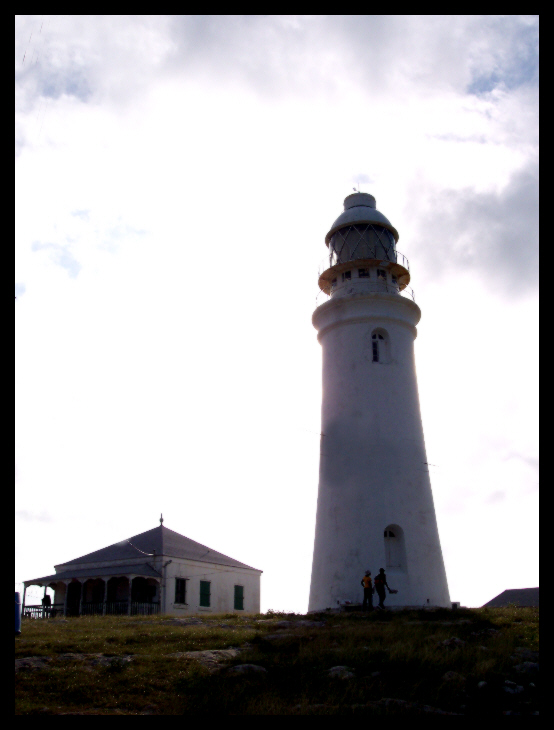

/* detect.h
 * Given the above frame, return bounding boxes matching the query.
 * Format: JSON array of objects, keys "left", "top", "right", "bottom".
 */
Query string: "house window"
[
  {"left": 372, "top": 333, "right": 385, "bottom": 362},
  {"left": 377, "top": 269, "right": 387, "bottom": 281},
  {"left": 234, "top": 585, "right": 244, "bottom": 611},
  {"left": 199, "top": 580, "right": 211, "bottom": 607},
  {"left": 358, "top": 268, "right": 369, "bottom": 278},
  {"left": 342, "top": 271, "right": 351, "bottom": 282},
  {"left": 175, "top": 578, "right": 187, "bottom": 604}
]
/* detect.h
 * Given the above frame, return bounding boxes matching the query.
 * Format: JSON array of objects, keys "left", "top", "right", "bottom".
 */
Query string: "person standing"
[
  {"left": 41, "top": 591, "right": 51, "bottom": 618},
  {"left": 360, "top": 570, "right": 374, "bottom": 611},
  {"left": 374, "top": 568, "right": 391, "bottom": 610}
]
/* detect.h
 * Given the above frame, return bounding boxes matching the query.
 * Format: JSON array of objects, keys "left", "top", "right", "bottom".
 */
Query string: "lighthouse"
[{"left": 308, "top": 192, "right": 450, "bottom": 610}]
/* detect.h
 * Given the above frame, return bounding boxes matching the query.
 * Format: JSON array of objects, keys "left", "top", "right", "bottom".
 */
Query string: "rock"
[
  {"left": 164, "top": 618, "right": 204, "bottom": 626},
  {"left": 371, "top": 671, "right": 381, "bottom": 678},
  {"left": 226, "top": 663, "right": 267, "bottom": 675},
  {"left": 180, "top": 648, "right": 241, "bottom": 672},
  {"left": 296, "top": 620, "right": 326, "bottom": 628},
  {"left": 97, "top": 655, "right": 132, "bottom": 669},
  {"left": 514, "top": 647, "right": 539, "bottom": 662},
  {"left": 442, "top": 671, "right": 466, "bottom": 684},
  {"left": 370, "top": 698, "right": 461, "bottom": 715},
  {"left": 54, "top": 653, "right": 132, "bottom": 669},
  {"left": 438, "top": 637, "right": 467, "bottom": 649},
  {"left": 273, "top": 620, "right": 293, "bottom": 629},
  {"left": 469, "top": 628, "right": 500, "bottom": 638},
  {"left": 477, "top": 681, "right": 487, "bottom": 689},
  {"left": 291, "top": 700, "right": 461, "bottom": 715},
  {"left": 503, "top": 680, "right": 524, "bottom": 695},
  {"left": 16, "top": 652, "right": 134, "bottom": 670},
  {"left": 291, "top": 704, "right": 337, "bottom": 713},
  {"left": 15, "top": 656, "right": 52, "bottom": 672},
  {"left": 514, "top": 661, "right": 539, "bottom": 675},
  {"left": 328, "top": 665, "right": 355, "bottom": 679},
  {"left": 261, "top": 633, "right": 295, "bottom": 641}
]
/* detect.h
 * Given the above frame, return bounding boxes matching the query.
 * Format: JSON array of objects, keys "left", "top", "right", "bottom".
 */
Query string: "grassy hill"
[{"left": 15, "top": 606, "right": 538, "bottom": 715}]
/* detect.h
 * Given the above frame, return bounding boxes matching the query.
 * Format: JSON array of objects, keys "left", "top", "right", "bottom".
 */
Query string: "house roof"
[
  {"left": 57, "top": 525, "right": 261, "bottom": 572},
  {"left": 24, "top": 563, "right": 161, "bottom": 586},
  {"left": 482, "top": 587, "right": 539, "bottom": 608}
]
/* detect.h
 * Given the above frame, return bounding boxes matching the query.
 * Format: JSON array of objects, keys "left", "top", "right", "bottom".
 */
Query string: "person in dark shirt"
[
  {"left": 360, "top": 570, "right": 374, "bottom": 611},
  {"left": 41, "top": 592, "right": 52, "bottom": 617},
  {"left": 374, "top": 568, "right": 391, "bottom": 609}
]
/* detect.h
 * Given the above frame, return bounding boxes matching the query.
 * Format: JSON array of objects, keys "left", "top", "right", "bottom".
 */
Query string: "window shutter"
[
  {"left": 234, "top": 585, "right": 244, "bottom": 611},
  {"left": 199, "top": 581, "right": 211, "bottom": 607}
]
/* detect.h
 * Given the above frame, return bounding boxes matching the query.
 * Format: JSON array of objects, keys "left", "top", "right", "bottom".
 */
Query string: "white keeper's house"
[{"left": 23, "top": 521, "right": 262, "bottom": 618}]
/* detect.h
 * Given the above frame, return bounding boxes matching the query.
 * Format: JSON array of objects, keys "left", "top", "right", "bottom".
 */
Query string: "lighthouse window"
[
  {"left": 331, "top": 278, "right": 337, "bottom": 288},
  {"left": 342, "top": 271, "right": 351, "bottom": 282},
  {"left": 391, "top": 275, "right": 398, "bottom": 286},
  {"left": 377, "top": 269, "right": 387, "bottom": 281},
  {"left": 358, "top": 268, "right": 369, "bottom": 278},
  {"left": 372, "top": 333, "right": 385, "bottom": 363}
]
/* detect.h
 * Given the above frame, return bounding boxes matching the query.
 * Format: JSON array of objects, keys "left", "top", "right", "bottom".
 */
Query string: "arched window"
[
  {"left": 384, "top": 524, "right": 407, "bottom": 570},
  {"left": 372, "top": 333, "right": 385, "bottom": 362},
  {"left": 366, "top": 328, "right": 390, "bottom": 364}
]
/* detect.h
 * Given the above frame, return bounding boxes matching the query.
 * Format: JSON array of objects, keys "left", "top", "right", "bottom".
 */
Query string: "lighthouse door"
[
  {"left": 384, "top": 526, "right": 405, "bottom": 569},
  {"left": 384, "top": 530, "right": 399, "bottom": 567}
]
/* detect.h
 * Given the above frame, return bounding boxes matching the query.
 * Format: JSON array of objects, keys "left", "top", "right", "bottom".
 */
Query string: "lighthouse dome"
[{"left": 325, "top": 192, "right": 399, "bottom": 244}]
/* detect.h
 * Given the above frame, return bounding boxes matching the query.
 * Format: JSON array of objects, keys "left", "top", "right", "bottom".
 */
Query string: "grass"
[{"left": 15, "top": 606, "right": 539, "bottom": 715}]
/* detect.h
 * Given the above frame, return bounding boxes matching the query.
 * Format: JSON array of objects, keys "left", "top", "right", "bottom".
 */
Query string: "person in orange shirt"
[{"left": 360, "top": 570, "right": 374, "bottom": 611}]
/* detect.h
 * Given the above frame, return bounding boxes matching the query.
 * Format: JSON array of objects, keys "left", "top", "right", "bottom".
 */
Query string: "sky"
[{"left": 15, "top": 15, "right": 539, "bottom": 611}]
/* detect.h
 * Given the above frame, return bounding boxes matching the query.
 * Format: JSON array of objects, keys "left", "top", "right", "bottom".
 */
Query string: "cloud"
[
  {"left": 31, "top": 241, "right": 82, "bottom": 278},
  {"left": 15, "top": 16, "right": 539, "bottom": 111},
  {"left": 15, "top": 282, "right": 26, "bottom": 298},
  {"left": 71, "top": 209, "right": 90, "bottom": 220},
  {"left": 410, "top": 160, "right": 538, "bottom": 294},
  {"left": 16, "top": 509, "right": 52, "bottom": 522},
  {"left": 466, "top": 16, "right": 539, "bottom": 95}
]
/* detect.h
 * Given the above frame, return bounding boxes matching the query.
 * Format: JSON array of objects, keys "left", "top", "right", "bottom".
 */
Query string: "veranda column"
[
  {"left": 63, "top": 581, "right": 69, "bottom": 617},
  {"left": 78, "top": 581, "right": 84, "bottom": 617},
  {"left": 127, "top": 576, "right": 134, "bottom": 616}
]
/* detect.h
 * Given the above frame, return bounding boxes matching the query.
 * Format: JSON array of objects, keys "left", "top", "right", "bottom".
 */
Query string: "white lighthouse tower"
[{"left": 308, "top": 192, "right": 450, "bottom": 610}]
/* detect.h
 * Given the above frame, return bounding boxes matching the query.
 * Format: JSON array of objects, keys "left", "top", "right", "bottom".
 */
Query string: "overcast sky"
[{"left": 15, "top": 15, "right": 538, "bottom": 610}]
